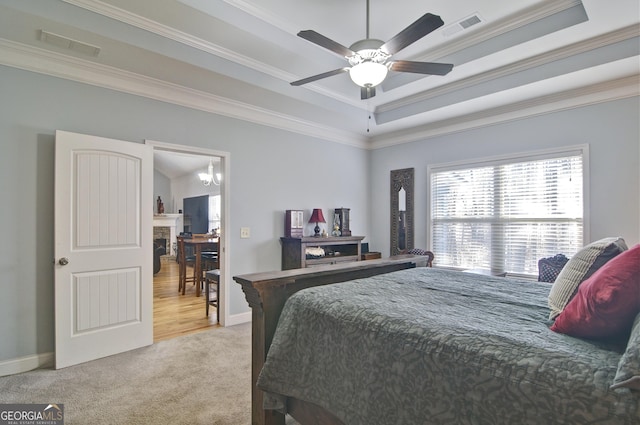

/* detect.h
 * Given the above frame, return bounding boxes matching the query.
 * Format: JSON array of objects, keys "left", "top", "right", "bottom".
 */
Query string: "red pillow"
[{"left": 551, "top": 244, "right": 640, "bottom": 339}]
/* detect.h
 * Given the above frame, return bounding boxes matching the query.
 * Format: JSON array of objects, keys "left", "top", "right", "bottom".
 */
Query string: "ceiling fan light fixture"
[
  {"left": 349, "top": 61, "right": 388, "bottom": 88},
  {"left": 291, "top": 5, "right": 452, "bottom": 99}
]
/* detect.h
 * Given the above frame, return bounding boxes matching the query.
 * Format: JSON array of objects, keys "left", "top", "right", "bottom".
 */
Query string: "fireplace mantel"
[
  {"left": 153, "top": 214, "right": 181, "bottom": 256},
  {"left": 153, "top": 213, "right": 181, "bottom": 226}
]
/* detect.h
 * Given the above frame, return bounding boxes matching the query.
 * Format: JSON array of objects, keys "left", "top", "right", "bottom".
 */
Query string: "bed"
[{"left": 234, "top": 254, "right": 639, "bottom": 425}]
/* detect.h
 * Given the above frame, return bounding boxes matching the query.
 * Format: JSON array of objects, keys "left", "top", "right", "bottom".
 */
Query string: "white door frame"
[{"left": 145, "top": 140, "right": 231, "bottom": 326}]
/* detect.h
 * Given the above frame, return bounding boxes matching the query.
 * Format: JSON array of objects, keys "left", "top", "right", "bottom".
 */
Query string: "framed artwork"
[{"left": 390, "top": 168, "right": 414, "bottom": 256}]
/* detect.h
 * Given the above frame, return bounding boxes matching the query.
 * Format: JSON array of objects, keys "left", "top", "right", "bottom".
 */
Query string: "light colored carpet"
[{"left": 0, "top": 323, "right": 254, "bottom": 424}]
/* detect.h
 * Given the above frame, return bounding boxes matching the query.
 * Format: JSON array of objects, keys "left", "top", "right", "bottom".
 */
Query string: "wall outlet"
[{"left": 240, "top": 227, "right": 250, "bottom": 238}]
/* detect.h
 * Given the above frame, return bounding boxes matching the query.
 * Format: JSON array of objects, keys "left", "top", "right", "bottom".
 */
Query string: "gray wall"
[
  {"left": 369, "top": 97, "right": 640, "bottom": 257},
  {"left": 0, "top": 65, "right": 370, "bottom": 362},
  {"left": 153, "top": 170, "right": 171, "bottom": 213},
  {"left": 1, "top": 63, "right": 638, "bottom": 366}
]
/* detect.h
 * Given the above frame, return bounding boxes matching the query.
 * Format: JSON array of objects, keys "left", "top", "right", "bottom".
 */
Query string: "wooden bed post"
[
  {"left": 235, "top": 256, "right": 422, "bottom": 425},
  {"left": 251, "top": 304, "right": 287, "bottom": 425},
  {"left": 236, "top": 274, "right": 292, "bottom": 425}
]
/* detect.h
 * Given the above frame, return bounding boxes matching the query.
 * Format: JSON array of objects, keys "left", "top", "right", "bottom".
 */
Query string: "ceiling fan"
[{"left": 290, "top": 0, "right": 454, "bottom": 99}]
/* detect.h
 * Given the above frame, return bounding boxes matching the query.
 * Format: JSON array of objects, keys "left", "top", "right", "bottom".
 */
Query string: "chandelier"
[{"left": 198, "top": 158, "right": 221, "bottom": 186}]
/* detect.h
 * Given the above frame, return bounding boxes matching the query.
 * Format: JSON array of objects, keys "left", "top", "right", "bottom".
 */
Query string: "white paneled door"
[{"left": 54, "top": 130, "right": 153, "bottom": 369}]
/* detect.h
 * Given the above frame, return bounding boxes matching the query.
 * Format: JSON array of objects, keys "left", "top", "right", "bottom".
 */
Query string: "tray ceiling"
[{"left": 0, "top": 0, "right": 638, "bottom": 148}]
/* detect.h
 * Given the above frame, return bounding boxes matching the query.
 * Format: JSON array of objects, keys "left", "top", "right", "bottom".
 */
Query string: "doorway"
[
  {"left": 146, "top": 140, "right": 230, "bottom": 341},
  {"left": 153, "top": 259, "right": 217, "bottom": 341}
]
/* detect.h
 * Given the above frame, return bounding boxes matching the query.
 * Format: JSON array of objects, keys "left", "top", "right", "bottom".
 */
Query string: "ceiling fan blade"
[
  {"left": 390, "top": 60, "right": 453, "bottom": 76},
  {"left": 380, "top": 13, "right": 444, "bottom": 55},
  {"left": 290, "top": 68, "right": 349, "bottom": 86},
  {"left": 361, "top": 85, "right": 376, "bottom": 100},
  {"left": 297, "top": 30, "right": 356, "bottom": 57}
]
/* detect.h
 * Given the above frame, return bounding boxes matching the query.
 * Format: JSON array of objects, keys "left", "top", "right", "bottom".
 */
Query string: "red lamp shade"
[
  {"left": 309, "top": 208, "right": 326, "bottom": 237},
  {"left": 309, "top": 208, "right": 326, "bottom": 224}
]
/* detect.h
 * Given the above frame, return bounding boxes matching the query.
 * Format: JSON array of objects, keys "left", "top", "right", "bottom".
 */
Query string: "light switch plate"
[{"left": 240, "top": 227, "right": 250, "bottom": 238}]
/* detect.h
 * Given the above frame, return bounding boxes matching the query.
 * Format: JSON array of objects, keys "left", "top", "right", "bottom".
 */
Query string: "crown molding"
[
  {"left": 0, "top": 38, "right": 366, "bottom": 148},
  {"left": 1, "top": 37, "right": 636, "bottom": 151},
  {"left": 413, "top": 0, "right": 582, "bottom": 63},
  {"left": 377, "top": 24, "right": 640, "bottom": 114},
  {"left": 61, "top": 0, "right": 362, "bottom": 109},
  {"left": 63, "top": 0, "right": 634, "bottom": 119},
  {"left": 61, "top": 0, "right": 289, "bottom": 80},
  {"left": 225, "top": 0, "right": 580, "bottom": 65},
  {"left": 369, "top": 74, "right": 640, "bottom": 149},
  {"left": 220, "top": 0, "right": 299, "bottom": 34}
]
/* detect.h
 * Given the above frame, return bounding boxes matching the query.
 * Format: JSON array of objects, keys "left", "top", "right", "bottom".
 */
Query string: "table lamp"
[{"left": 309, "top": 208, "right": 326, "bottom": 237}]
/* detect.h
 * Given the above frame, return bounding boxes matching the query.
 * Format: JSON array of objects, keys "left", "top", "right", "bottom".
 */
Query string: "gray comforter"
[{"left": 257, "top": 267, "right": 639, "bottom": 424}]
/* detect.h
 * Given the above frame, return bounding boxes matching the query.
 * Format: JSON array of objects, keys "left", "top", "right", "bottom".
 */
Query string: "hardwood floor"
[{"left": 153, "top": 258, "right": 219, "bottom": 342}]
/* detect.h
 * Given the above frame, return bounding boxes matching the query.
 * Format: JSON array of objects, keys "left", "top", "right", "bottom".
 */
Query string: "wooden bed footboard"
[{"left": 234, "top": 256, "right": 424, "bottom": 425}]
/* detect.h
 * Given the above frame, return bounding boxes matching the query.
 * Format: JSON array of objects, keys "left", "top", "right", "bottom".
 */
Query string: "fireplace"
[
  {"left": 154, "top": 237, "right": 167, "bottom": 255},
  {"left": 153, "top": 214, "right": 181, "bottom": 258}
]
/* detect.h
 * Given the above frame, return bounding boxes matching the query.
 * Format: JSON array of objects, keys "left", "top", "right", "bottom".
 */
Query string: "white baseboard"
[
  {"left": 0, "top": 352, "right": 54, "bottom": 377},
  {"left": 224, "top": 311, "right": 251, "bottom": 327},
  {"left": 0, "top": 314, "right": 251, "bottom": 376}
]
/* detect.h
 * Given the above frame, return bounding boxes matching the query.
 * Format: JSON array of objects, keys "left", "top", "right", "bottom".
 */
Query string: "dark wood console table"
[{"left": 280, "top": 236, "right": 364, "bottom": 270}]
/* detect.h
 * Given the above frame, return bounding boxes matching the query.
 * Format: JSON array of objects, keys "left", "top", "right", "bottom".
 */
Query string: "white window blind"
[
  {"left": 429, "top": 149, "right": 585, "bottom": 276},
  {"left": 208, "top": 195, "right": 221, "bottom": 233}
]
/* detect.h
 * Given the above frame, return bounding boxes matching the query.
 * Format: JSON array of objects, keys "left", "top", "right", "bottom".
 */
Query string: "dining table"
[{"left": 183, "top": 237, "right": 218, "bottom": 297}]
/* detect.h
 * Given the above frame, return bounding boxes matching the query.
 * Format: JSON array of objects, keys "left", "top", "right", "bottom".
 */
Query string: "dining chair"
[
  {"left": 192, "top": 235, "right": 218, "bottom": 293},
  {"left": 200, "top": 240, "right": 218, "bottom": 278},
  {"left": 201, "top": 251, "right": 218, "bottom": 285},
  {"left": 402, "top": 248, "right": 435, "bottom": 267},
  {"left": 205, "top": 269, "right": 220, "bottom": 322},
  {"left": 176, "top": 235, "right": 197, "bottom": 295}
]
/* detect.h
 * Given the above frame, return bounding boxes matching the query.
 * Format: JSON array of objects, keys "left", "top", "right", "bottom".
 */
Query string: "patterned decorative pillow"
[
  {"left": 611, "top": 312, "right": 640, "bottom": 390},
  {"left": 548, "top": 237, "right": 627, "bottom": 320},
  {"left": 550, "top": 243, "right": 640, "bottom": 338},
  {"left": 538, "top": 254, "right": 569, "bottom": 283}
]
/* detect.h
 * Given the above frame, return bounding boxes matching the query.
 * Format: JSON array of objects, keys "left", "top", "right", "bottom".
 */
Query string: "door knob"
[{"left": 58, "top": 257, "right": 69, "bottom": 266}]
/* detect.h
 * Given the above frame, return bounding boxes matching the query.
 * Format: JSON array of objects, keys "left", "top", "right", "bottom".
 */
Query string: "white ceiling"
[
  {"left": 0, "top": 0, "right": 638, "bottom": 168},
  {"left": 153, "top": 150, "right": 220, "bottom": 179}
]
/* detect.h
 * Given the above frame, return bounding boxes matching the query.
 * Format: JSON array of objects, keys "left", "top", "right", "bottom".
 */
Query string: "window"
[
  {"left": 208, "top": 195, "right": 221, "bottom": 233},
  {"left": 429, "top": 147, "right": 586, "bottom": 277}
]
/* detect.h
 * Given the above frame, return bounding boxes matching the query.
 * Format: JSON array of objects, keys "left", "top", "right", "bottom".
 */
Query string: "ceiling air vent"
[
  {"left": 38, "top": 30, "right": 101, "bottom": 57},
  {"left": 442, "top": 14, "right": 483, "bottom": 37},
  {"left": 459, "top": 15, "right": 482, "bottom": 29}
]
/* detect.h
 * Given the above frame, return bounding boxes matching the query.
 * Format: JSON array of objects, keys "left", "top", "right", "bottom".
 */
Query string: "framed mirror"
[{"left": 390, "top": 168, "right": 414, "bottom": 256}]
